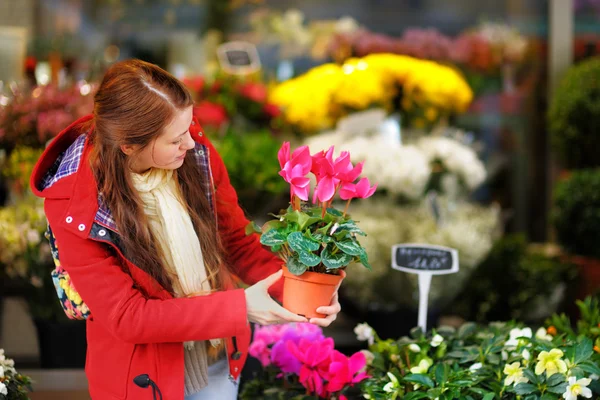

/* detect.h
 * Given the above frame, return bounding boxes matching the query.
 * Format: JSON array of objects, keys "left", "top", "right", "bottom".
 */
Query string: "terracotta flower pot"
[{"left": 282, "top": 266, "right": 343, "bottom": 319}]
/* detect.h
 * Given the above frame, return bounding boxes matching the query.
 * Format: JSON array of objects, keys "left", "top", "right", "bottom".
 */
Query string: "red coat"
[{"left": 30, "top": 115, "right": 283, "bottom": 399}]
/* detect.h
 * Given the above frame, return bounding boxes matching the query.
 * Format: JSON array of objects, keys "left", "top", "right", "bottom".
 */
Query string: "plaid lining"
[
  {"left": 41, "top": 134, "right": 87, "bottom": 189},
  {"left": 42, "top": 137, "right": 215, "bottom": 232},
  {"left": 193, "top": 143, "right": 214, "bottom": 214}
]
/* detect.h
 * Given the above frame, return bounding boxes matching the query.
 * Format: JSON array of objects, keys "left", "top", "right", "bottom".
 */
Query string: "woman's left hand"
[{"left": 309, "top": 269, "right": 345, "bottom": 327}]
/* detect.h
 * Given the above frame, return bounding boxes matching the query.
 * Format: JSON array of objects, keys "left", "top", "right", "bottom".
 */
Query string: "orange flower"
[
  {"left": 547, "top": 326, "right": 557, "bottom": 336},
  {"left": 594, "top": 345, "right": 600, "bottom": 354}
]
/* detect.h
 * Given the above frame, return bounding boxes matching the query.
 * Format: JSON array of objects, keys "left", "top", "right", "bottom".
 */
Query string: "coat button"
[
  {"left": 191, "top": 121, "right": 195, "bottom": 125},
  {"left": 78, "top": 224, "right": 86, "bottom": 231},
  {"left": 66, "top": 216, "right": 73, "bottom": 223},
  {"left": 196, "top": 149, "right": 204, "bottom": 156},
  {"left": 198, "top": 131, "right": 203, "bottom": 136},
  {"left": 232, "top": 351, "right": 242, "bottom": 360},
  {"left": 98, "top": 229, "right": 106, "bottom": 237}
]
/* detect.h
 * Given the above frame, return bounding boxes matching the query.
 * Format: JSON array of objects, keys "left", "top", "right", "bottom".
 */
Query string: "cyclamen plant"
[
  {"left": 242, "top": 323, "right": 370, "bottom": 399},
  {"left": 248, "top": 142, "right": 376, "bottom": 276}
]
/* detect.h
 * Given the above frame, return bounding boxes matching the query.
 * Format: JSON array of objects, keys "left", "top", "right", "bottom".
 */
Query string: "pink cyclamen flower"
[
  {"left": 311, "top": 147, "right": 339, "bottom": 203},
  {"left": 279, "top": 145, "right": 312, "bottom": 201},
  {"left": 335, "top": 152, "right": 364, "bottom": 184},
  {"left": 287, "top": 338, "right": 335, "bottom": 396},
  {"left": 248, "top": 339, "right": 271, "bottom": 367},
  {"left": 271, "top": 323, "right": 325, "bottom": 374},
  {"left": 277, "top": 142, "right": 290, "bottom": 169},
  {"left": 326, "top": 351, "right": 370, "bottom": 394},
  {"left": 339, "top": 177, "right": 377, "bottom": 200}
]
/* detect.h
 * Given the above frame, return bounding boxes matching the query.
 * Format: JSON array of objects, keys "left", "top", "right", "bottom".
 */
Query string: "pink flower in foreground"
[
  {"left": 339, "top": 177, "right": 377, "bottom": 200},
  {"left": 287, "top": 338, "right": 335, "bottom": 396},
  {"left": 279, "top": 145, "right": 312, "bottom": 201},
  {"left": 326, "top": 351, "right": 370, "bottom": 393},
  {"left": 248, "top": 339, "right": 271, "bottom": 367}
]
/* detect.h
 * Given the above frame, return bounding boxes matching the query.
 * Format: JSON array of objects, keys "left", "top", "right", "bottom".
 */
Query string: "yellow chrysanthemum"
[{"left": 269, "top": 53, "right": 473, "bottom": 132}]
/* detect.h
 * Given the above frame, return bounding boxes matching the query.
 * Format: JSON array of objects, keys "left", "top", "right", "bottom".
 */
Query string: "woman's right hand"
[{"left": 245, "top": 270, "right": 308, "bottom": 325}]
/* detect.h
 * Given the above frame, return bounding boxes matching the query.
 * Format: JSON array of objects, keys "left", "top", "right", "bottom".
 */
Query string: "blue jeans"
[{"left": 184, "top": 359, "right": 239, "bottom": 400}]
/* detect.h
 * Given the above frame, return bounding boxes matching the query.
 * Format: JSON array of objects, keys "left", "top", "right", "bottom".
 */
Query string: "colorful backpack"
[{"left": 46, "top": 225, "right": 90, "bottom": 320}]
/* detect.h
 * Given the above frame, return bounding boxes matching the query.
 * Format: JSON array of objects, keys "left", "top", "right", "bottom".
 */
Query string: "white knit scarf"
[{"left": 131, "top": 168, "right": 221, "bottom": 351}]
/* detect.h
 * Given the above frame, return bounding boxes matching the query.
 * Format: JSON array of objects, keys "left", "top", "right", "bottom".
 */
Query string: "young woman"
[{"left": 30, "top": 59, "right": 342, "bottom": 400}]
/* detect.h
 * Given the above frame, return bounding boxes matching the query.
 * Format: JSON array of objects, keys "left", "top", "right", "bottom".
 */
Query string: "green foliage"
[
  {"left": 552, "top": 169, "right": 600, "bottom": 258},
  {"left": 253, "top": 205, "right": 370, "bottom": 275},
  {"left": 450, "top": 234, "right": 577, "bottom": 323},
  {"left": 361, "top": 297, "right": 600, "bottom": 400},
  {"left": 548, "top": 57, "right": 600, "bottom": 169},
  {"left": 213, "top": 128, "right": 288, "bottom": 214}
]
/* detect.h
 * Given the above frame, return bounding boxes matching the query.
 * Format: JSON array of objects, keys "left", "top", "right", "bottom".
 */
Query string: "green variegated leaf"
[
  {"left": 321, "top": 245, "right": 352, "bottom": 270},
  {"left": 287, "top": 232, "right": 320, "bottom": 253},
  {"left": 359, "top": 252, "right": 372, "bottom": 270},
  {"left": 287, "top": 256, "right": 307, "bottom": 275},
  {"left": 335, "top": 239, "right": 364, "bottom": 256},
  {"left": 298, "top": 251, "right": 321, "bottom": 267},
  {"left": 260, "top": 228, "right": 287, "bottom": 246},
  {"left": 336, "top": 220, "right": 366, "bottom": 236}
]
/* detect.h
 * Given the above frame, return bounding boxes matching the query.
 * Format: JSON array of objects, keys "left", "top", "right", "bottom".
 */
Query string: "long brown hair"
[{"left": 88, "top": 59, "right": 233, "bottom": 293}]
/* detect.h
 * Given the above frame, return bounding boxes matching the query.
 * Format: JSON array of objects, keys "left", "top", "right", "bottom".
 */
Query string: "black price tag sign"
[
  {"left": 217, "top": 41, "right": 261, "bottom": 75},
  {"left": 391, "top": 244, "right": 459, "bottom": 275}
]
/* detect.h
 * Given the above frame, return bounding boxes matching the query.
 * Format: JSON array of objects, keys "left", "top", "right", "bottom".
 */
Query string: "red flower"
[
  {"left": 193, "top": 101, "right": 228, "bottom": 127},
  {"left": 262, "top": 103, "right": 282, "bottom": 118},
  {"left": 24, "top": 56, "right": 37, "bottom": 73},
  {"left": 182, "top": 76, "right": 205, "bottom": 93},
  {"left": 210, "top": 80, "right": 224, "bottom": 94},
  {"left": 238, "top": 82, "right": 268, "bottom": 103}
]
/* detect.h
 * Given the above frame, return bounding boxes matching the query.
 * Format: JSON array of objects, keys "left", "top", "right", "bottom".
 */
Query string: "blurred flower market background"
[{"left": 0, "top": 0, "right": 599, "bottom": 399}]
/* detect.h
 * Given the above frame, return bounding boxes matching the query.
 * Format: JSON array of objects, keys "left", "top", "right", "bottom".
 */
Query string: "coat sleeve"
[
  {"left": 45, "top": 198, "right": 249, "bottom": 345},
  {"left": 204, "top": 139, "right": 284, "bottom": 302}
]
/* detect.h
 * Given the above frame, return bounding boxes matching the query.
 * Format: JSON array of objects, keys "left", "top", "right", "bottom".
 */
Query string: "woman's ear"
[{"left": 120, "top": 144, "right": 137, "bottom": 156}]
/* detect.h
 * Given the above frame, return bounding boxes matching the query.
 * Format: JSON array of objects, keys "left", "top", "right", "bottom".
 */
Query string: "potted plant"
[
  {"left": 242, "top": 322, "right": 369, "bottom": 399},
  {"left": 552, "top": 169, "right": 600, "bottom": 299},
  {"left": 247, "top": 142, "right": 376, "bottom": 318}
]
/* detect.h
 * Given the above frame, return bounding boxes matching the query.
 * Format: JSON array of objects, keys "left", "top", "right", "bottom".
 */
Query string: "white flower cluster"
[
  {"left": 304, "top": 128, "right": 486, "bottom": 201},
  {"left": 0, "top": 349, "right": 17, "bottom": 396},
  {"left": 416, "top": 136, "right": 487, "bottom": 191},
  {"left": 342, "top": 197, "right": 501, "bottom": 307}
]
